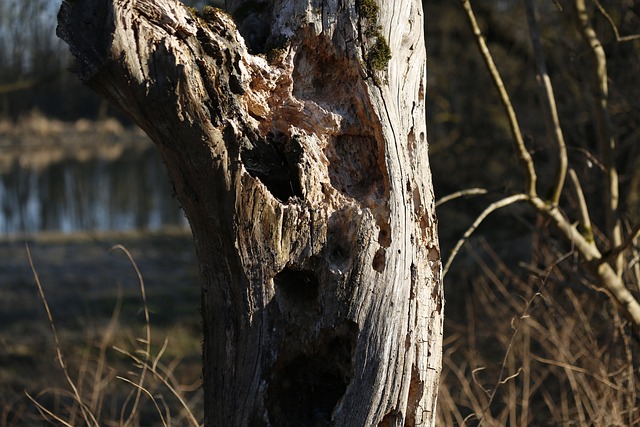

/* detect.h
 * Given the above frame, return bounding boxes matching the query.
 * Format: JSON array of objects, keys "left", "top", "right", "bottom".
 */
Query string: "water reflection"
[{"left": 0, "top": 145, "right": 186, "bottom": 234}]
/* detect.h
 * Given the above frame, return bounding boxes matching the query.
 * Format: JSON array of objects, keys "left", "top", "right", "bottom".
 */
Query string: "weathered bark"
[{"left": 57, "top": 0, "right": 443, "bottom": 425}]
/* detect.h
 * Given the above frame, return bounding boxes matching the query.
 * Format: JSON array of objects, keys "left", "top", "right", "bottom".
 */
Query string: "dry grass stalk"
[
  {"left": 437, "top": 239, "right": 640, "bottom": 425},
  {"left": 25, "top": 243, "right": 202, "bottom": 426}
]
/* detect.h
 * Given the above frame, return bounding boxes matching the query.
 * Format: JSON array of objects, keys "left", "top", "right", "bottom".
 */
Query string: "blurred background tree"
[
  {"left": 0, "top": 0, "right": 95, "bottom": 119},
  {"left": 0, "top": 0, "right": 218, "bottom": 120}
]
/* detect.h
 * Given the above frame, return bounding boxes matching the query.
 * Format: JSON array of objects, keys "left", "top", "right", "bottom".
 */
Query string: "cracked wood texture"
[{"left": 57, "top": 0, "right": 443, "bottom": 425}]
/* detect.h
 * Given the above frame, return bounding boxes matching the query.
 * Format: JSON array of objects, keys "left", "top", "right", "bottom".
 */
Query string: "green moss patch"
[
  {"left": 367, "top": 32, "right": 392, "bottom": 72},
  {"left": 359, "top": 0, "right": 379, "bottom": 21},
  {"left": 356, "top": 0, "right": 392, "bottom": 75}
]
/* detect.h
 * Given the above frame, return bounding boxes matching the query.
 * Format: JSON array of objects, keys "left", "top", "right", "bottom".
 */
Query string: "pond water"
[{"left": 0, "top": 144, "right": 186, "bottom": 234}]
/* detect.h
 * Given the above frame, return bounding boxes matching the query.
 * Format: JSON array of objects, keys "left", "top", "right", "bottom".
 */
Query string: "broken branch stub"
[{"left": 57, "top": 0, "right": 442, "bottom": 425}]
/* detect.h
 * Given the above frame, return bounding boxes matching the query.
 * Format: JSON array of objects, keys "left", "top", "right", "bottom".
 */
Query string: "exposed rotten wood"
[{"left": 58, "top": 0, "right": 442, "bottom": 425}]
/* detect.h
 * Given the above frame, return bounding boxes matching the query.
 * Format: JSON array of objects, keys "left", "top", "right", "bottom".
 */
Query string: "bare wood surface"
[{"left": 57, "top": 0, "right": 443, "bottom": 425}]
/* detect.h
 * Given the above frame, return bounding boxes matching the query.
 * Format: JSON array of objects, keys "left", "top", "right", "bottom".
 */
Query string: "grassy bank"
[{"left": 0, "top": 227, "right": 202, "bottom": 426}]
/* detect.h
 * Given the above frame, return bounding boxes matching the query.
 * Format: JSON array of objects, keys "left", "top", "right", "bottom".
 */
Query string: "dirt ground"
[{"left": 0, "top": 227, "right": 203, "bottom": 425}]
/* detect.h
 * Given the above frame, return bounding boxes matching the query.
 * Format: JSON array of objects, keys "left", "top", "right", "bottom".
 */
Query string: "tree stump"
[{"left": 57, "top": 0, "right": 443, "bottom": 425}]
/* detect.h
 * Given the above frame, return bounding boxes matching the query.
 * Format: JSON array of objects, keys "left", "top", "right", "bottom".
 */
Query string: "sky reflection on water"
[{"left": 0, "top": 145, "right": 186, "bottom": 234}]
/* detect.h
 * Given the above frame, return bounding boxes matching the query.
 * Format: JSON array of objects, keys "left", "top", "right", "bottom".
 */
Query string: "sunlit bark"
[{"left": 58, "top": 0, "right": 443, "bottom": 424}]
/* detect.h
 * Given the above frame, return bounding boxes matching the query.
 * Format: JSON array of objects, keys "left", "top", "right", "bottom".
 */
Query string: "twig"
[
  {"left": 631, "top": 234, "right": 640, "bottom": 294},
  {"left": 568, "top": 169, "right": 594, "bottom": 244},
  {"left": 443, "top": 193, "right": 528, "bottom": 278},
  {"left": 458, "top": 0, "right": 640, "bottom": 330},
  {"left": 498, "top": 368, "right": 523, "bottom": 385},
  {"left": 460, "top": 0, "right": 537, "bottom": 197},
  {"left": 116, "top": 377, "right": 168, "bottom": 427},
  {"left": 25, "top": 392, "right": 74, "bottom": 427},
  {"left": 527, "top": 197, "right": 640, "bottom": 330},
  {"left": 435, "top": 188, "right": 488, "bottom": 207},
  {"left": 528, "top": 354, "right": 620, "bottom": 390},
  {"left": 444, "top": 357, "right": 490, "bottom": 423},
  {"left": 477, "top": 294, "right": 535, "bottom": 424},
  {"left": 593, "top": 0, "right": 640, "bottom": 43},
  {"left": 574, "top": 0, "right": 622, "bottom": 275},
  {"left": 26, "top": 243, "right": 99, "bottom": 427},
  {"left": 572, "top": 147, "right": 606, "bottom": 172},
  {"left": 470, "top": 367, "right": 490, "bottom": 397},
  {"left": 528, "top": 196, "right": 601, "bottom": 262},
  {"left": 603, "top": 223, "right": 640, "bottom": 265},
  {"left": 524, "top": 0, "right": 567, "bottom": 205}
]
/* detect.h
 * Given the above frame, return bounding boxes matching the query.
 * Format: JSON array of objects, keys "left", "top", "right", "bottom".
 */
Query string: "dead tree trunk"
[{"left": 57, "top": 0, "right": 443, "bottom": 425}]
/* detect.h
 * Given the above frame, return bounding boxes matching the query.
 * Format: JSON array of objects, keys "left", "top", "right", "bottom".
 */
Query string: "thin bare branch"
[
  {"left": 459, "top": 0, "right": 640, "bottom": 333},
  {"left": 443, "top": 193, "right": 529, "bottom": 278},
  {"left": 498, "top": 368, "right": 523, "bottom": 385},
  {"left": 524, "top": 0, "right": 568, "bottom": 205},
  {"left": 574, "top": 0, "right": 623, "bottom": 275},
  {"left": 25, "top": 392, "right": 74, "bottom": 427},
  {"left": 527, "top": 197, "right": 640, "bottom": 331},
  {"left": 529, "top": 353, "right": 620, "bottom": 390},
  {"left": 631, "top": 241, "right": 640, "bottom": 294},
  {"left": 528, "top": 196, "right": 601, "bottom": 262},
  {"left": 478, "top": 270, "right": 550, "bottom": 425},
  {"left": 593, "top": 0, "right": 640, "bottom": 43},
  {"left": 435, "top": 188, "right": 488, "bottom": 207},
  {"left": 604, "top": 223, "right": 640, "bottom": 265},
  {"left": 568, "top": 169, "right": 594, "bottom": 245},
  {"left": 573, "top": 147, "right": 606, "bottom": 172},
  {"left": 460, "top": 0, "right": 537, "bottom": 197},
  {"left": 116, "top": 377, "right": 168, "bottom": 427}
]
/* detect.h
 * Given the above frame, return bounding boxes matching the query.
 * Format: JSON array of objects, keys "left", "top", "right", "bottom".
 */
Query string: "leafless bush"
[
  {"left": 438, "top": 238, "right": 639, "bottom": 426},
  {"left": 444, "top": 0, "right": 640, "bottom": 336}
]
